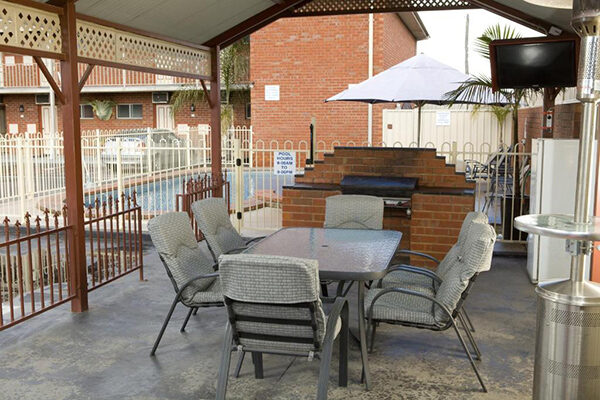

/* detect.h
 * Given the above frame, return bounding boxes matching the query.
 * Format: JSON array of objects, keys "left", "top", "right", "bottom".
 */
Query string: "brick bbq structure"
[{"left": 282, "top": 147, "right": 475, "bottom": 267}]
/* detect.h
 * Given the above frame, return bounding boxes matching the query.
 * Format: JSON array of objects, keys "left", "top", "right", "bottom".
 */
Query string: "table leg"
[{"left": 358, "top": 282, "right": 371, "bottom": 390}]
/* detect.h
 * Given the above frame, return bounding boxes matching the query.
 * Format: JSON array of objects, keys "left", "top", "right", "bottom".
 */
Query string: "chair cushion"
[
  {"left": 380, "top": 269, "right": 437, "bottom": 294},
  {"left": 148, "top": 212, "right": 217, "bottom": 293},
  {"left": 186, "top": 278, "right": 223, "bottom": 306},
  {"left": 433, "top": 222, "right": 496, "bottom": 324},
  {"left": 435, "top": 211, "right": 488, "bottom": 280},
  {"left": 324, "top": 195, "right": 384, "bottom": 230},
  {"left": 191, "top": 198, "right": 246, "bottom": 259},
  {"left": 364, "top": 288, "right": 436, "bottom": 326}
]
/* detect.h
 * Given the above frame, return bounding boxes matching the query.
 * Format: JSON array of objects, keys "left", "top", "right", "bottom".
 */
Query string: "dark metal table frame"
[{"left": 244, "top": 227, "right": 402, "bottom": 390}]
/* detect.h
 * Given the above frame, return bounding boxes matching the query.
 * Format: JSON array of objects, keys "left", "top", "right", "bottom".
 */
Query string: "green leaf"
[{"left": 88, "top": 99, "right": 116, "bottom": 121}]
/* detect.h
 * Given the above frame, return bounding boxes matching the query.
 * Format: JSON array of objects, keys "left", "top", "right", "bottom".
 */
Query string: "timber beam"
[{"left": 33, "top": 56, "right": 65, "bottom": 104}]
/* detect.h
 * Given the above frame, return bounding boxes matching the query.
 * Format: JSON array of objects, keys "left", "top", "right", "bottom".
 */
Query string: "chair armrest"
[
  {"left": 366, "top": 287, "right": 453, "bottom": 325},
  {"left": 382, "top": 264, "right": 442, "bottom": 285},
  {"left": 396, "top": 250, "right": 440, "bottom": 265},
  {"left": 324, "top": 297, "right": 348, "bottom": 343},
  {"left": 244, "top": 236, "right": 265, "bottom": 245},
  {"left": 176, "top": 272, "right": 220, "bottom": 298},
  {"left": 224, "top": 246, "right": 249, "bottom": 255}
]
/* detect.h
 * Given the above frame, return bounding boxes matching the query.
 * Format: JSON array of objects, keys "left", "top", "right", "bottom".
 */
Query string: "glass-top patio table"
[{"left": 244, "top": 227, "right": 403, "bottom": 390}]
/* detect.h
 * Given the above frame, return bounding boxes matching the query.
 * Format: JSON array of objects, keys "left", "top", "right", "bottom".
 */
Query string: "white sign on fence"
[
  {"left": 274, "top": 151, "right": 296, "bottom": 176},
  {"left": 436, "top": 111, "right": 451, "bottom": 126},
  {"left": 265, "top": 85, "right": 280, "bottom": 101}
]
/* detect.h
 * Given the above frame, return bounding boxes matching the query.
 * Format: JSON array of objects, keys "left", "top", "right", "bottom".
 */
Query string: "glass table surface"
[{"left": 244, "top": 227, "right": 403, "bottom": 281}]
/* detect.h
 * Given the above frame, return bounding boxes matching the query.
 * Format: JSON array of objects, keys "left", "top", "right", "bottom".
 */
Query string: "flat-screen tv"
[{"left": 490, "top": 37, "right": 579, "bottom": 91}]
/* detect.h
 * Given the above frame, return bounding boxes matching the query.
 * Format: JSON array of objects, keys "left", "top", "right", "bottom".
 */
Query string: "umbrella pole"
[{"left": 417, "top": 105, "right": 422, "bottom": 148}]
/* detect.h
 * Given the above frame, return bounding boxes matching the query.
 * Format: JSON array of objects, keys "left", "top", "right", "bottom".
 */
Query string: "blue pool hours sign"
[{"left": 274, "top": 151, "right": 296, "bottom": 176}]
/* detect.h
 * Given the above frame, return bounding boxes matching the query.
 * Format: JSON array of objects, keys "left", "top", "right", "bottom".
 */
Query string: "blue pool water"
[{"left": 84, "top": 170, "right": 293, "bottom": 212}]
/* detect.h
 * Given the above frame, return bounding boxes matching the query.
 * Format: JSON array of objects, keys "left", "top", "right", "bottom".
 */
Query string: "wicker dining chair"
[
  {"left": 380, "top": 211, "right": 488, "bottom": 332},
  {"left": 216, "top": 254, "right": 349, "bottom": 400},
  {"left": 365, "top": 221, "right": 496, "bottom": 393},
  {"left": 191, "top": 197, "right": 263, "bottom": 262},
  {"left": 147, "top": 212, "right": 223, "bottom": 356},
  {"left": 324, "top": 194, "right": 384, "bottom": 230}
]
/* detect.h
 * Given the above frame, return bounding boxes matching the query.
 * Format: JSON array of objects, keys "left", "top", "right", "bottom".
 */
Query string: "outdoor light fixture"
[
  {"left": 190, "top": 104, "right": 195, "bottom": 112},
  {"left": 18, "top": 104, "right": 24, "bottom": 113},
  {"left": 524, "top": 0, "right": 571, "bottom": 8}
]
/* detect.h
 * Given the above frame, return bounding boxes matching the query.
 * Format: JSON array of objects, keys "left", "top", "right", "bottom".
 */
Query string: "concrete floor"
[{"left": 0, "top": 241, "right": 537, "bottom": 400}]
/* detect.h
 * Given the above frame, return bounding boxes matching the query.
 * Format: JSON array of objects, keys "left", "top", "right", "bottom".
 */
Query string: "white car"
[{"left": 101, "top": 130, "right": 181, "bottom": 171}]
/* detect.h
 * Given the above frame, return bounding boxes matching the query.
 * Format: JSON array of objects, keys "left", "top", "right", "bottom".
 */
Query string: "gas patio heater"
[{"left": 515, "top": 0, "right": 600, "bottom": 398}]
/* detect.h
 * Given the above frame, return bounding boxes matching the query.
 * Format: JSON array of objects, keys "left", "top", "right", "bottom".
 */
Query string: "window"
[
  {"left": 80, "top": 104, "right": 94, "bottom": 119},
  {"left": 4, "top": 56, "right": 15, "bottom": 66},
  {"left": 117, "top": 104, "right": 143, "bottom": 119},
  {"left": 245, "top": 103, "right": 251, "bottom": 119},
  {"left": 22, "top": 56, "right": 33, "bottom": 65}
]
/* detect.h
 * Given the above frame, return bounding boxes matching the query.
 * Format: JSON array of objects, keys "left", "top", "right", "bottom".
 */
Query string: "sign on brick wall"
[
  {"left": 274, "top": 151, "right": 296, "bottom": 175},
  {"left": 265, "top": 85, "right": 280, "bottom": 101}
]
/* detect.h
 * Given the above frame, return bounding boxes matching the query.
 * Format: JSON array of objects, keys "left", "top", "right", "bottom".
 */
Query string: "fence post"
[
  {"left": 451, "top": 141, "right": 458, "bottom": 165},
  {"left": 185, "top": 127, "right": 192, "bottom": 167},
  {"left": 95, "top": 129, "right": 102, "bottom": 186},
  {"left": 24, "top": 136, "right": 34, "bottom": 199},
  {"left": 234, "top": 137, "right": 243, "bottom": 232},
  {"left": 249, "top": 126, "right": 254, "bottom": 168},
  {"left": 146, "top": 127, "right": 152, "bottom": 173},
  {"left": 16, "top": 137, "right": 26, "bottom": 216},
  {"left": 116, "top": 137, "right": 124, "bottom": 197}
]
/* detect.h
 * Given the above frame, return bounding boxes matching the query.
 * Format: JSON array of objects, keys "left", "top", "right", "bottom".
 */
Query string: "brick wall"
[
  {"left": 517, "top": 103, "right": 581, "bottom": 151},
  {"left": 411, "top": 193, "right": 474, "bottom": 266},
  {"left": 283, "top": 147, "right": 475, "bottom": 267},
  {"left": 2, "top": 92, "right": 248, "bottom": 133},
  {"left": 250, "top": 14, "right": 416, "bottom": 148},
  {"left": 296, "top": 147, "right": 475, "bottom": 189}
]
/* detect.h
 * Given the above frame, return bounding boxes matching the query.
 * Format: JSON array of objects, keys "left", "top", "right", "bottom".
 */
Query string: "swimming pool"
[{"left": 84, "top": 170, "right": 294, "bottom": 212}]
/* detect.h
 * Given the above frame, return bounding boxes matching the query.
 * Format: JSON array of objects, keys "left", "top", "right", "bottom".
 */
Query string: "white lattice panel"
[
  {"left": 78, "top": 21, "right": 211, "bottom": 78},
  {"left": 0, "top": 1, "right": 61, "bottom": 54},
  {"left": 294, "top": 0, "right": 473, "bottom": 14},
  {"left": 77, "top": 21, "right": 117, "bottom": 62}
]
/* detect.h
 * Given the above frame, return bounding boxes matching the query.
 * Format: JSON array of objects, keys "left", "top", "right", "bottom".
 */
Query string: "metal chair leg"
[
  {"left": 342, "top": 281, "right": 355, "bottom": 297},
  {"left": 462, "top": 306, "right": 476, "bottom": 332},
  {"left": 252, "top": 352, "right": 264, "bottom": 379},
  {"left": 321, "top": 283, "right": 329, "bottom": 297},
  {"left": 180, "top": 307, "right": 194, "bottom": 332},
  {"left": 450, "top": 317, "right": 487, "bottom": 392},
  {"left": 339, "top": 302, "right": 349, "bottom": 387},
  {"left": 458, "top": 312, "right": 481, "bottom": 360},
  {"left": 216, "top": 324, "right": 234, "bottom": 400},
  {"left": 368, "top": 322, "right": 377, "bottom": 354},
  {"left": 233, "top": 351, "right": 245, "bottom": 378},
  {"left": 317, "top": 328, "right": 335, "bottom": 399},
  {"left": 150, "top": 295, "right": 179, "bottom": 356}
]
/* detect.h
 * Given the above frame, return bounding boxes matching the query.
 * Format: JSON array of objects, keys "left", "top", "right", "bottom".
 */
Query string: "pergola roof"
[
  {"left": 53, "top": 0, "right": 279, "bottom": 45},
  {"left": 38, "top": 0, "right": 573, "bottom": 50}
]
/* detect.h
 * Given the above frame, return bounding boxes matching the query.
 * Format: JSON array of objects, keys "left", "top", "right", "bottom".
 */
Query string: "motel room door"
[
  {"left": 41, "top": 105, "right": 58, "bottom": 156},
  {"left": 156, "top": 104, "right": 174, "bottom": 131}
]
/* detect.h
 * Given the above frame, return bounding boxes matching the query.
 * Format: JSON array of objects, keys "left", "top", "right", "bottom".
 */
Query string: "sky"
[{"left": 416, "top": 10, "right": 542, "bottom": 77}]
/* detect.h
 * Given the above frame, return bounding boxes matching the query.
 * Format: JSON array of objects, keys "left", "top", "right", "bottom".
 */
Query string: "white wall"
[{"left": 383, "top": 104, "right": 513, "bottom": 167}]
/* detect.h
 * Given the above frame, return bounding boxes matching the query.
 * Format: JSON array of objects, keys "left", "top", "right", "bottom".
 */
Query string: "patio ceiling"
[{"left": 38, "top": 0, "right": 573, "bottom": 50}]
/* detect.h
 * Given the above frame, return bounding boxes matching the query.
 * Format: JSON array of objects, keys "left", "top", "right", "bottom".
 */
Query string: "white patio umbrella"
[{"left": 326, "top": 54, "right": 510, "bottom": 147}]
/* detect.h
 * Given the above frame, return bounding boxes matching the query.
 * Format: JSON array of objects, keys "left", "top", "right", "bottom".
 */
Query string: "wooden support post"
[
  {"left": 542, "top": 87, "right": 560, "bottom": 138},
  {"left": 60, "top": 0, "right": 88, "bottom": 312},
  {"left": 210, "top": 45, "right": 223, "bottom": 195}
]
